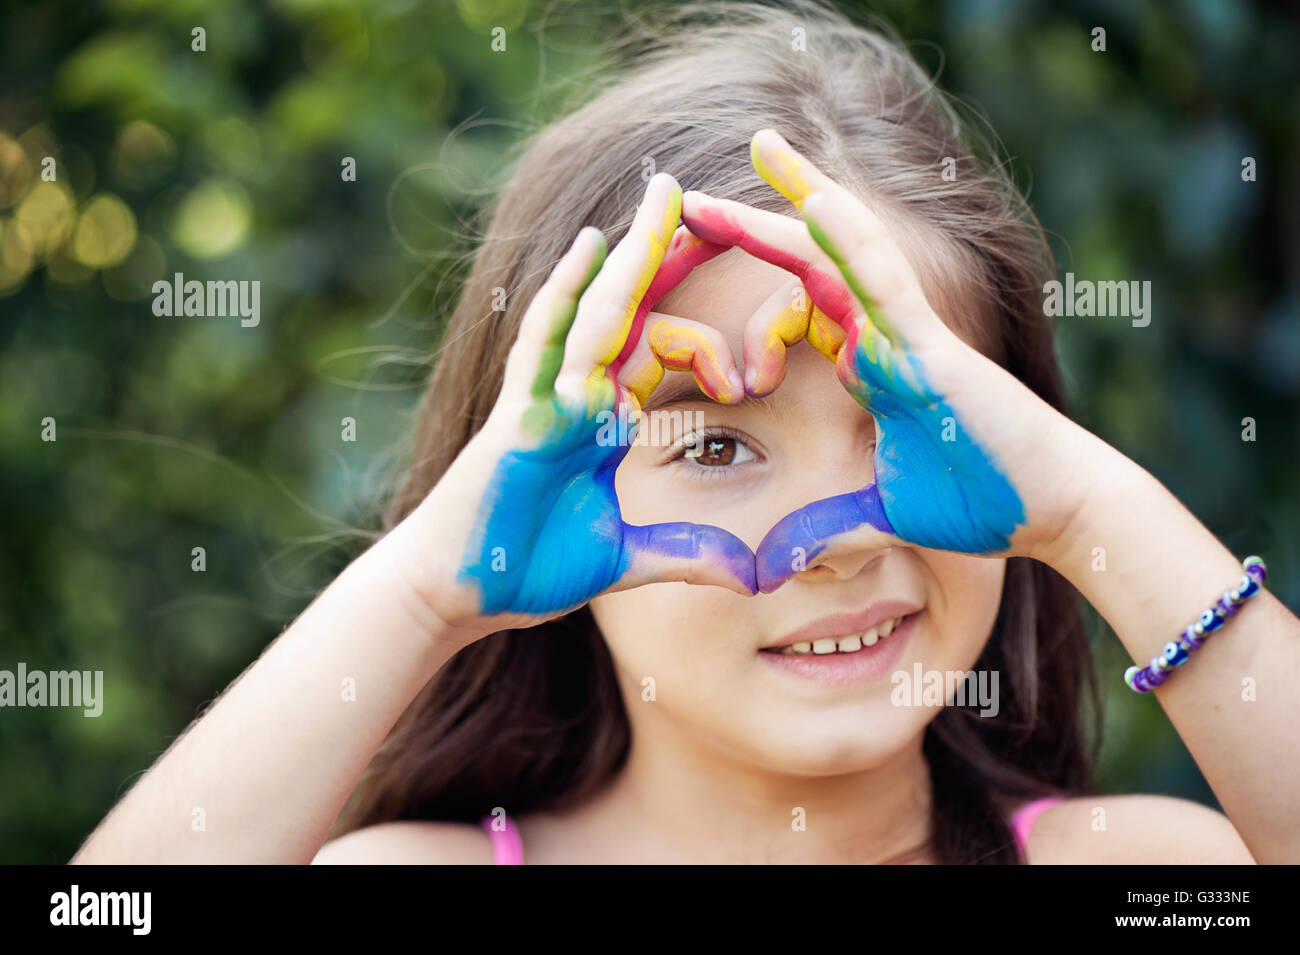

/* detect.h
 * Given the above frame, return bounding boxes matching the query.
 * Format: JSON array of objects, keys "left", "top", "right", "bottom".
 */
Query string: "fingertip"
[
  {"left": 645, "top": 171, "right": 680, "bottom": 206},
  {"left": 573, "top": 225, "right": 606, "bottom": 261},
  {"left": 751, "top": 128, "right": 781, "bottom": 156},
  {"left": 680, "top": 190, "right": 707, "bottom": 219}
]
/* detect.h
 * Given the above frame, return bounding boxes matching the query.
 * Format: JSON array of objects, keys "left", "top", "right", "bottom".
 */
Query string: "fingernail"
[
  {"left": 743, "top": 365, "right": 757, "bottom": 391},
  {"left": 728, "top": 369, "right": 745, "bottom": 396}
]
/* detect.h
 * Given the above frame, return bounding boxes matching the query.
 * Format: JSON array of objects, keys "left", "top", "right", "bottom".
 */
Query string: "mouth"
[
  {"left": 759, "top": 602, "right": 923, "bottom": 654},
  {"left": 760, "top": 612, "right": 911, "bottom": 655},
  {"left": 757, "top": 604, "right": 923, "bottom": 688}
]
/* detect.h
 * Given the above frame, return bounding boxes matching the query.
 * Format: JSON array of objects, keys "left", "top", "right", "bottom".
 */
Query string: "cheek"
[
  {"left": 920, "top": 553, "right": 1006, "bottom": 668},
  {"left": 589, "top": 581, "right": 757, "bottom": 691}
]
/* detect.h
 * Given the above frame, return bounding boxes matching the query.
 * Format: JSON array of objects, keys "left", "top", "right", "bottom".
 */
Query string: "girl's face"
[{"left": 589, "top": 247, "right": 1006, "bottom": 775}]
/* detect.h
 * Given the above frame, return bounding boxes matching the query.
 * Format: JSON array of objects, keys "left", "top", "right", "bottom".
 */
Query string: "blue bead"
[
  {"left": 1238, "top": 575, "right": 1260, "bottom": 599},
  {"left": 1164, "top": 641, "right": 1189, "bottom": 665},
  {"left": 1200, "top": 608, "right": 1225, "bottom": 633}
]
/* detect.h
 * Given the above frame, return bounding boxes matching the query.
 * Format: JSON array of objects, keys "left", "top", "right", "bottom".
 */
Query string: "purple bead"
[
  {"left": 1182, "top": 625, "right": 1205, "bottom": 650},
  {"left": 1146, "top": 666, "right": 1169, "bottom": 686},
  {"left": 1133, "top": 669, "right": 1153, "bottom": 692},
  {"left": 1243, "top": 556, "right": 1266, "bottom": 583},
  {"left": 1217, "top": 595, "right": 1239, "bottom": 618}
]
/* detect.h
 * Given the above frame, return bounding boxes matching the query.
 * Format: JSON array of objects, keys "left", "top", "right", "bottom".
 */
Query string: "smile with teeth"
[{"left": 766, "top": 615, "right": 906, "bottom": 655}]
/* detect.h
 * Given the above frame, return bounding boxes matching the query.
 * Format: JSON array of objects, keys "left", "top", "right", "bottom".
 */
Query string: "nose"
[
  {"left": 798, "top": 543, "right": 890, "bottom": 582},
  {"left": 753, "top": 482, "right": 898, "bottom": 592}
]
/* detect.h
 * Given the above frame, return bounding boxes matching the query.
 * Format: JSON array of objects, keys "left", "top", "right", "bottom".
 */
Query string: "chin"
[{"left": 737, "top": 716, "right": 916, "bottom": 776}]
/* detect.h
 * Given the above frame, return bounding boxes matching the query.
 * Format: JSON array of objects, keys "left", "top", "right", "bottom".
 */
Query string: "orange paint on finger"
[{"left": 648, "top": 319, "right": 740, "bottom": 403}]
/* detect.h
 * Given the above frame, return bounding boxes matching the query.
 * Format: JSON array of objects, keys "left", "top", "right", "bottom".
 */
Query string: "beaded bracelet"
[{"left": 1124, "top": 556, "right": 1268, "bottom": 693}]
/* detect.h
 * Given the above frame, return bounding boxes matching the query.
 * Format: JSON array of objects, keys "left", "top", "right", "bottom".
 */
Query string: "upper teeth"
[{"left": 778, "top": 616, "right": 903, "bottom": 655}]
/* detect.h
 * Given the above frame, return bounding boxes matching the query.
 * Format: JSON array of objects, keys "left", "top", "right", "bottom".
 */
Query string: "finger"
[
  {"left": 499, "top": 225, "right": 607, "bottom": 408},
  {"left": 753, "top": 484, "right": 897, "bottom": 593},
  {"left": 618, "top": 522, "right": 757, "bottom": 596},
  {"left": 608, "top": 224, "right": 733, "bottom": 405},
  {"left": 609, "top": 224, "right": 730, "bottom": 385},
  {"left": 651, "top": 315, "right": 745, "bottom": 401},
  {"left": 681, "top": 190, "right": 861, "bottom": 331},
  {"left": 750, "top": 127, "right": 854, "bottom": 212},
  {"left": 804, "top": 190, "right": 925, "bottom": 396},
  {"left": 556, "top": 173, "right": 682, "bottom": 402},
  {"left": 808, "top": 306, "right": 848, "bottom": 363},
  {"left": 613, "top": 311, "right": 744, "bottom": 407},
  {"left": 740, "top": 279, "right": 848, "bottom": 396},
  {"left": 753, "top": 128, "right": 943, "bottom": 354}
]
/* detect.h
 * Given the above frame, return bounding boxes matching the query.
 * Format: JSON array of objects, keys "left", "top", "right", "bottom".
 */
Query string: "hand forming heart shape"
[{"left": 447, "top": 128, "right": 1060, "bottom": 626}]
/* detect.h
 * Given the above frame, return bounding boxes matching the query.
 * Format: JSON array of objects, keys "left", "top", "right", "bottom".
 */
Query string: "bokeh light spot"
[
  {"left": 171, "top": 179, "right": 252, "bottom": 259},
  {"left": 72, "top": 194, "right": 138, "bottom": 269}
]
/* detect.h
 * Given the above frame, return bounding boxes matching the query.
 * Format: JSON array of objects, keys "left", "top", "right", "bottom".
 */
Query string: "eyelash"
[{"left": 666, "top": 426, "right": 761, "bottom": 479}]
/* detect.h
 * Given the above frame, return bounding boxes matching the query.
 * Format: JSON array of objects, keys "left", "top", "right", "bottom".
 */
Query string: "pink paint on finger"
[
  {"left": 682, "top": 199, "right": 860, "bottom": 330},
  {"left": 608, "top": 225, "right": 729, "bottom": 384}
]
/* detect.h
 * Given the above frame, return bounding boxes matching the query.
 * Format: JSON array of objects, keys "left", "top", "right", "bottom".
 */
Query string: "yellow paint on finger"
[
  {"left": 751, "top": 130, "right": 811, "bottom": 208},
  {"left": 622, "top": 355, "right": 665, "bottom": 409},
  {"left": 649, "top": 319, "right": 739, "bottom": 403},
  {"left": 807, "top": 305, "right": 846, "bottom": 361},
  {"left": 591, "top": 185, "right": 684, "bottom": 373},
  {"left": 749, "top": 301, "right": 809, "bottom": 394}
]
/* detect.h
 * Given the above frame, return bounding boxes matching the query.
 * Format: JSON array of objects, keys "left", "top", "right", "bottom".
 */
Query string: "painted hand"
[
  {"left": 444, "top": 173, "right": 757, "bottom": 623},
  {"left": 681, "top": 130, "right": 1075, "bottom": 591}
]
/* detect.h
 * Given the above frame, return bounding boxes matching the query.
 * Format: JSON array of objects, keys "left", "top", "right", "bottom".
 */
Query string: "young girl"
[{"left": 73, "top": 0, "right": 1297, "bottom": 864}]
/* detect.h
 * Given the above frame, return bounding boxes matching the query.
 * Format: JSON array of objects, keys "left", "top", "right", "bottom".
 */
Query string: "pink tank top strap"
[
  {"left": 479, "top": 813, "right": 525, "bottom": 865},
  {"left": 1009, "top": 795, "right": 1066, "bottom": 860}
]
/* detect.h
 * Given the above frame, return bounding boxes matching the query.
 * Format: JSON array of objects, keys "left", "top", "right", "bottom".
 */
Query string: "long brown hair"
[{"left": 332, "top": 0, "right": 1100, "bottom": 863}]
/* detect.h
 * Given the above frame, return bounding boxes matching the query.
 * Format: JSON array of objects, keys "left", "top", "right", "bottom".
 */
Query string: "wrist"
[
  {"left": 372, "top": 505, "right": 494, "bottom": 655},
  {"left": 1023, "top": 415, "right": 1136, "bottom": 570}
]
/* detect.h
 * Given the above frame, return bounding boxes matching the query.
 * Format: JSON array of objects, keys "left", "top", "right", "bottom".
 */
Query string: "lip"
[
  {"left": 759, "top": 600, "right": 923, "bottom": 650},
  {"left": 759, "top": 609, "right": 921, "bottom": 688}
]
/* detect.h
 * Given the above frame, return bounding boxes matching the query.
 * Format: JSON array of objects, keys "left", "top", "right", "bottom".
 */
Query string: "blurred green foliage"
[{"left": 1, "top": 0, "right": 1297, "bottom": 862}]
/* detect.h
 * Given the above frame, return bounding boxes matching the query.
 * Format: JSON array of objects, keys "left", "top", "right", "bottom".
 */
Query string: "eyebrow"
[{"left": 639, "top": 372, "right": 796, "bottom": 416}]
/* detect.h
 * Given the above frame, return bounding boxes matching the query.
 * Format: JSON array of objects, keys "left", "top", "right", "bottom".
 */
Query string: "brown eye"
[
  {"left": 681, "top": 432, "right": 755, "bottom": 468},
  {"left": 692, "top": 437, "right": 734, "bottom": 466}
]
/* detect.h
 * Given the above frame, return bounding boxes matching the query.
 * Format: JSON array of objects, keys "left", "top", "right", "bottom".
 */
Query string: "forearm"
[
  {"left": 71, "top": 517, "right": 474, "bottom": 864},
  {"left": 1038, "top": 426, "right": 1300, "bottom": 863}
]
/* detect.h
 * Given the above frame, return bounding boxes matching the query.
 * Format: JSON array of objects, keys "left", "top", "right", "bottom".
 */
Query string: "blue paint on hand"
[{"left": 460, "top": 395, "right": 757, "bottom": 617}]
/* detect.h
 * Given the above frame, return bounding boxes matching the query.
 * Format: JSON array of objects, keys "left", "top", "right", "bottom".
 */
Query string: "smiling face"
[{"left": 587, "top": 243, "right": 1006, "bottom": 776}]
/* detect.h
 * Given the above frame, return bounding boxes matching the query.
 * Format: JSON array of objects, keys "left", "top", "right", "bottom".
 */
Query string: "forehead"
[{"left": 654, "top": 245, "right": 795, "bottom": 355}]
